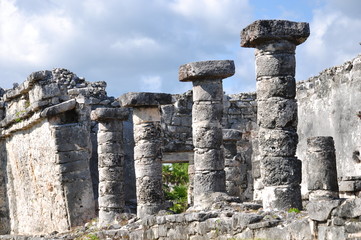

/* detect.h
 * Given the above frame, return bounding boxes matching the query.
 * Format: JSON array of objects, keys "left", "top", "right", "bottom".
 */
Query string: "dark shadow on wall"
[{"left": 0, "top": 139, "right": 10, "bottom": 234}]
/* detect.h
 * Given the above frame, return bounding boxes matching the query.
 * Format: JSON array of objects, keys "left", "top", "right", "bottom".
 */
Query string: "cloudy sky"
[{"left": 0, "top": 0, "right": 360, "bottom": 97}]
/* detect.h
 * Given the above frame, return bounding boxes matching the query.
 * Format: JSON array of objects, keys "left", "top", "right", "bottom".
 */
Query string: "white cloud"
[
  {"left": 140, "top": 75, "right": 163, "bottom": 92},
  {"left": 297, "top": 0, "right": 361, "bottom": 81}
]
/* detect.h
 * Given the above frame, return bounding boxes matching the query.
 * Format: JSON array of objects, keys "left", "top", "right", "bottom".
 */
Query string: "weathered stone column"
[
  {"left": 118, "top": 92, "right": 172, "bottom": 218},
  {"left": 223, "top": 129, "right": 243, "bottom": 197},
  {"left": 91, "top": 108, "right": 129, "bottom": 226},
  {"left": 241, "top": 20, "right": 310, "bottom": 210},
  {"left": 179, "top": 60, "right": 235, "bottom": 208},
  {"left": 307, "top": 136, "right": 339, "bottom": 200}
]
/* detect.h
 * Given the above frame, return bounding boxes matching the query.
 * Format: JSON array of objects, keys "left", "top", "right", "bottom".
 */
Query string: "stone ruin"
[{"left": 0, "top": 19, "right": 361, "bottom": 239}]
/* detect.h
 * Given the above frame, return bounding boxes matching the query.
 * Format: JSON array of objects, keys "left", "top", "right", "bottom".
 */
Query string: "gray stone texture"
[
  {"left": 240, "top": 20, "right": 310, "bottom": 48},
  {"left": 118, "top": 92, "right": 172, "bottom": 107},
  {"left": 92, "top": 108, "right": 127, "bottom": 226},
  {"left": 241, "top": 20, "right": 309, "bottom": 210},
  {"left": 179, "top": 60, "right": 235, "bottom": 82},
  {"left": 179, "top": 60, "right": 234, "bottom": 208},
  {"left": 307, "top": 136, "right": 339, "bottom": 200},
  {"left": 126, "top": 99, "right": 168, "bottom": 218},
  {"left": 297, "top": 55, "right": 361, "bottom": 197},
  {"left": 223, "top": 129, "right": 244, "bottom": 197}
]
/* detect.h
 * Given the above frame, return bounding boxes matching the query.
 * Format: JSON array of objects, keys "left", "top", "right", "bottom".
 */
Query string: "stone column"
[
  {"left": 223, "top": 129, "right": 243, "bottom": 197},
  {"left": 91, "top": 108, "right": 129, "bottom": 226},
  {"left": 241, "top": 20, "right": 310, "bottom": 210},
  {"left": 118, "top": 92, "right": 172, "bottom": 218},
  {"left": 179, "top": 60, "right": 235, "bottom": 208},
  {"left": 307, "top": 136, "right": 339, "bottom": 200}
]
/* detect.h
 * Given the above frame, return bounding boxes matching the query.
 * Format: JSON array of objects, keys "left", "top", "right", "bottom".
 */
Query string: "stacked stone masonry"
[
  {"left": 119, "top": 92, "right": 173, "bottom": 218},
  {"left": 241, "top": 20, "right": 310, "bottom": 210},
  {"left": 1, "top": 18, "right": 361, "bottom": 240},
  {"left": 179, "top": 60, "right": 235, "bottom": 209},
  {"left": 91, "top": 108, "right": 129, "bottom": 226}
]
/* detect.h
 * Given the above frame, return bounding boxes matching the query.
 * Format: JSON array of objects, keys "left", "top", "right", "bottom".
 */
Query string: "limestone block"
[
  {"left": 99, "top": 181, "right": 123, "bottom": 195},
  {"left": 29, "top": 83, "right": 61, "bottom": 102},
  {"left": 192, "top": 80, "right": 224, "bottom": 101},
  {"left": 134, "top": 162, "right": 162, "bottom": 178},
  {"left": 98, "top": 142, "right": 123, "bottom": 154},
  {"left": 178, "top": 60, "right": 235, "bottom": 82},
  {"left": 241, "top": 20, "right": 310, "bottom": 47},
  {"left": 256, "top": 76, "right": 296, "bottom": 100},
  {"left": 136, "top": 177, "right": 164, "bottom": 204},
  {"left": 335, "top": 198, "right": 361, "bottom": 218},
  {"left": 98, "top": 120, "right": 123, "bottom": 132},
  {"left": 258, "top": 128, "right": 298, "bottom": 157},
  {"left": 307, "top": 152, "right": 338, "bottom": 190},
  {"left": 255, "top": 53, "right": 295, "bottom": 77},
  {"left": 52, "top": 124, "right": 90, "bottom": 152},
  {"left": 59, "top": 159, "right": 89, "bottom": 174},
  {"left": 119, "top": 92, "right": 173, "bottom": 107},
  {"left": 192, "top": 124, "right": 223, "bottom": 149},
  {"left": 222, "top": 129, "right": 242, "bottom": 141},
  {"left": 40, "top": 99, "right": 76, "bottom": 118},
  {"left": 307, "top": 136, "right": 335, "bottom": 152},
  {"left": 98, "top": 167, "right": 123, "bottom": 181},
  {"left": 194, "top": 148, "right": 224, "bottom": 171},
  {"left": 306, "top": 200, "right": 342, "bottom": 221},
  {"left": 137, "top": 204, "right": 164, "bottom": 219},
  {"left": 90, "top": 107, "right": 129, "bottom": 121},
  {"left": 134, "top": 141, "right": 162, "bottom": 159},
  {"left": 318, "top": 226, "right": 346, "bottom": 240},
  {"left": 223, "top": 142, "right": 238, "bottom": 158},
  {"left": 56, "top": 150, "right": 90, "bottom": 164},
  {"left": 133, "top": 107, "right": 161, "bottom": 124},
  {"left": 63, "top": 179, "right": 95, "bottom": 226},
  {"left": 99, "top": 195, "right": 125, "bottom": 208},
  {"left": 192, "top": 102, "right": 223, "bottom": 123},
  {"left": 262, "top": 184, "right": 302, "bottom": 210},
  {"left": 97, "top": 132, "right": 123, "bottom": 144},
  {"left": 193, "top": 171, "right": 226, "bottom": 195},
  {"left": 261, "top": 157, "right": 301, "bottom": 186},
  {"left": 226, "top": 181, "right": 241, "bottom": 196},
  {"left": 133, "top": 122, "right": 161, "bottom": 142},
  {"left": 257, "top": 98, "right": 297, "bottom": 129},
  {"left": 98, "top": 154, "right": 124, "bottom": 168},
  {"left": 224, "top": 167, "right": 241, "bottom": 181}
]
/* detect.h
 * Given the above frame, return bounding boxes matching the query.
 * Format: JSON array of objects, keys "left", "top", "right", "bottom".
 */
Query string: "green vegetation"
[
  {"left": 75, "top": 233, "right": 99, "bottom": 240},
  {"left": 162, "top": 163, "right": 189, "bottom": 213},
  {"left": 288, "top": 207, "right": 301, "bottom": 214}
]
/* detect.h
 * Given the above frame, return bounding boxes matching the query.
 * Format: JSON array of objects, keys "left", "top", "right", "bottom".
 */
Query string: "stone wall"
[
  {"left": 297, "top": 54, "right": 361, "bottom": 195},
  {"left": 0, "top": 68, "right": 119, "bottom": 234},
  {"left": 160, "top": 91, "right": 257, "bottom": 201}
]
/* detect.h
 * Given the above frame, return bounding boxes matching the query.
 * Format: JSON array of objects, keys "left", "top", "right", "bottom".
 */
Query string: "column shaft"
[
  {"left": 241, "top": 20, "right": 310, "bottom": 210},
  {"left": 307, "top": 136, "right": 339, "bottom": 200}
]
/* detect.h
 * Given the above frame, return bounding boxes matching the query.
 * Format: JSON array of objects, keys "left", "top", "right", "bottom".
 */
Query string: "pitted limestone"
[
  {"left": 179, "top": 60, "right": 235, "bottom": 208},
  {"left": 241, "top": 19, "right": 309, "bottom": 210},
  {"left": 307, "top": 136, "right": 339, "bottom": 200},
  {"left": 120, "top": 92, "right": 172, "bottom": 218}
]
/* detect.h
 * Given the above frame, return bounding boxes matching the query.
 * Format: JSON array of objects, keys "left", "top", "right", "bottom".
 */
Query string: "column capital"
[
  {"left": 241, "top": 20, "right": 310, "bottom": 48},
  {"left": 90, "top": 107, "right": 129, "bottom": 121},
  {"left": 118, "top": 92, "right": 173, "bottom": 108},
  {"left": 179, "top": 60, "right": 235, "bottom": 82}
]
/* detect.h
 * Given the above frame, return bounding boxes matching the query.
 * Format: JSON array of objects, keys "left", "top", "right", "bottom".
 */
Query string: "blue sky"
[{"left": 0, "top": 0, "right": 360, "bottom": 97}]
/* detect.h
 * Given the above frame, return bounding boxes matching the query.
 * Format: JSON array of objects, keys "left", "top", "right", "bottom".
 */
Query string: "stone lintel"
[
  {"left": 241, "top": 20, "right": 310, "bottom": 48},
  {"left": 90, "top": 107, "right": 129, "bottom": 121},
  {"left": 118, "top": 92, "right": 173, "bottom": 107},
  {"left": 179, "top": 60, "right": 235, "bottom": 82},
  {"left": 222, "top": 129, "right": 242, "bottom": 141},
  {"left": 40, "top": 99, "right": 77, "bottom": 118}
]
